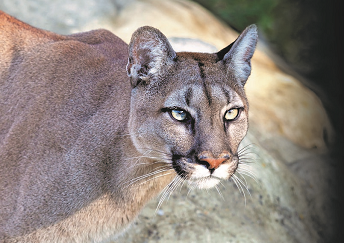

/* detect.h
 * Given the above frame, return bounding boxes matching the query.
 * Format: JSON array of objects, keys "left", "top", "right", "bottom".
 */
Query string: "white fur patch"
[{"left": 189, "top": 163, "right": 231, "bottom": 189}]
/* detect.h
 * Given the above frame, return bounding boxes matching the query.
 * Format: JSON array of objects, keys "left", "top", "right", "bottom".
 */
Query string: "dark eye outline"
[
  {"left": 224, "top": 108, "right": 242, "bottom": 122},
  {"left": 161, "top": 107, "right": 191, "bottom": 123}
]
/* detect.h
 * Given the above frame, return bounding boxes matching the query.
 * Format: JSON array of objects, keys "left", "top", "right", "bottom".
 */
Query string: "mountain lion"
[{"left": 0, "top": 11, "right": 258, "bottom": 242}]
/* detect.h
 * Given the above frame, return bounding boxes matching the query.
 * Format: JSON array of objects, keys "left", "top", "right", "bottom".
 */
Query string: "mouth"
[{"left": 172, "top": 155, "right": 237, "bottom": 189}]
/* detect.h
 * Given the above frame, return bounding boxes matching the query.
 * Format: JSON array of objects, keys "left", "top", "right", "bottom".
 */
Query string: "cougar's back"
[{"left": 0, "top": 11, "right": 130, "bottom": 238}]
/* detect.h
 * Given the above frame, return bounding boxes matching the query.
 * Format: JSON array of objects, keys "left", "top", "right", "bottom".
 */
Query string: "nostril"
[
  {"left": 198, "top": 151, "right": 230, "bottom": 170},
  {"left": 198, "top": 159, "right": 211, "bottom": 169},
  {"left": 203, "top": 158, "right": 226, "bottom": 169}
]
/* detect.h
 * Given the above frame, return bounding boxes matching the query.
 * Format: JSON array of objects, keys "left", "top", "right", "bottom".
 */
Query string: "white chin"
[{"left": 190, "top": 177, "right": 221, "bottom": 189}]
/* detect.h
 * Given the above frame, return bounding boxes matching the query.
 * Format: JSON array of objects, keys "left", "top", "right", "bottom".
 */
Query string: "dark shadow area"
[{"left": 331, "top": 1, "right": 344, "bottom": 242}]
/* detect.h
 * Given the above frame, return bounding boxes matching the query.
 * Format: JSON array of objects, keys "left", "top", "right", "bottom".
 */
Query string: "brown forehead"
[
  {"left": 176, "top": 52, "right": 219, "bottom": 63},
  {"left": 175, "top": 52, "right": 221, "bottom": 82},
  {"left": 174, "top": 52, "right": 248, "bottom": 108}
]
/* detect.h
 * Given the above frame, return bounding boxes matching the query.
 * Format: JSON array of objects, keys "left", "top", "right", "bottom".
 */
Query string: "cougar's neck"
[{"left": 105, "top": 133, "right": 175, "bottom": 212}]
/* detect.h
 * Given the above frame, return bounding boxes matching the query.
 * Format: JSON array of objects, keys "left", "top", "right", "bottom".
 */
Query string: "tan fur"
[{"left": 0, "top": 11, "right": 257, "bottom": 242}]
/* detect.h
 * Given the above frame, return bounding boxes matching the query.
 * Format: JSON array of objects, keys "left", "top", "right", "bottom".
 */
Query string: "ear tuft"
[
  {"left": 218, "top": 24, "right": 258, "bottom": 86},
  {"left": 126, "top": 26, "right": 176, "bottom": 88}
]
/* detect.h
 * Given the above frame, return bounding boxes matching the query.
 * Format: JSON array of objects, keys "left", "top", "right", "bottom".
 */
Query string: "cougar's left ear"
[
  {"left": 126, "top": 26, "right": 176, "bottom": 88},
  {"left": 217, "top": 25, "right": 258, "bottom": 86}
]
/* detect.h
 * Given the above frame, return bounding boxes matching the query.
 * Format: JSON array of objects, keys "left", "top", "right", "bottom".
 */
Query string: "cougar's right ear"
[
  {"left": 126, "top": 26, "right": 176, "bottom": 88},
  {"left": 217, "top": 24, "right": 258, "bottom": 87}
]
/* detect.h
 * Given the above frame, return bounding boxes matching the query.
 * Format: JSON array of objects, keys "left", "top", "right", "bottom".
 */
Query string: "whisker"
[
  {"left": 237, "top": 171, "right": 248, "bottom": 187},
  {"left": 238, "top": 143, "right": 255, "bottom": 152},
  {"left": 156, "top": 175, "right": 181, "bottom": 211},
  {"left": 238, "top": 162, "right": 255, "bottom": 168},
  {"left": 238, "top": 159, "right": 256, "bottom": 164},
  {"left": 238, "top": 154, "right": 257, "bottom": 159},
  {"left": 237, "top": 166, "right": 257, "bottom": 175},
  {"left": 156, "top": 184, "right": 171, "bottom": 211},
  {"left": 237, "top": 165, "right": 257, "bottom": 175},
  {"left": 238, "top": 148, "right": 256, "bottom": 155},
  {"left": 238, "top": 154, "right": 256, "bottom": 159},
  {"left": 159, "top": 176, "right": 180, "bottom": 204},
  {"left": 237, "top": 164, "right": 256, "bottom": 173},
  {"left": 167, "top": 176, "right": 183, "bottom": 201},
  {"left": 239, "top": 157, "right": 255, "bottom": 161},
  {"left": 219, "top": 181, "right": 227, "bottom": 189},
  {"left": 234, "top": 174, "right": 252, "bottom": 199},
  {"left": 187, "top": 181, "right": 196, "bottom": 197},
  {"left": 239, "top": 154, "right": 261, "bottom": 161},
  {"left": 179, "top": 177, "right": 187, "bottom": 192},
  {"left": 126, "top": 160, "right": 172, "bottom": 170},
  {"left": 238, "top": 155, "right": 259, "bottom": 161},
  {"left": 205, "top": 184, "right": 210, "bottom": 194},
  {"left": 237, "top": 170, "right": 258, "bottom": 184},
  {"left": 124, "top": 151, "right": 169, "bottom": 169},
  {"left": 232, "top": 175, "right": 247, "bottom": 206},
  {"left": 239, "top": 161, "right": 255, "bottom": 166},
  {"left": 135, "top": 171, "right": 174, "bottom": 187},
  {"left": 214, "top": 185, "right": 225, "bottom": 201},
  {"left": 112, "top": 131, "right": 150, "bottom": 139},
  {"left": 237, "top": 167, "right": 258, "bottom": 180},
  {"left": 136, "top": 147, "right": 171, "bottom": 156},
  {"left": 124, "top": 155, "right": 169, "bottom": 161},
  {"left": 157, "top": 176, "right": 175, "bottom": 200},
  {"left": 238, "top": 144, "right": 260, "bottom": 162},
  {"left": 125, "top": 166, "right": 173, "bottom": 187},
  {"left": 125, "top": 150, "right": 155, "bottom": 170}
]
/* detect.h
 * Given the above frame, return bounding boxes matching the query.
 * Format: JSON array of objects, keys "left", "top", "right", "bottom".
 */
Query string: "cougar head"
[{"left": 126, "top": 25, "right": 257, "bottom": 189}]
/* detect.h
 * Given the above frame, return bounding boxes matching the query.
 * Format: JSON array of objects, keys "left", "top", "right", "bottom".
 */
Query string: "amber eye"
[
  {"left": 224, "top": 108, "right": 239, "bottom": 121},
  {"left": 171, "top": 110, "right": 187, "bottom": 121}
]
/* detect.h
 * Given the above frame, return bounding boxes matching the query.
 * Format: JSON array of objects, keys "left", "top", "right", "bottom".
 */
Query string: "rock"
[
  {"left": 0, "top": 0, "right": 118, "bottom": 34},
  {"left": 0, "top": 0, "right": 333, "bottom": 149},
  {"left": 0, "top": 0, "right": 336, "bottom": 242}
]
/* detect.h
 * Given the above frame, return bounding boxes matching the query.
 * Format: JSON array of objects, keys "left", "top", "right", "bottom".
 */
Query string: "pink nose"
[{"left": 198, "top": 152, "right": 230, "bottom": 169}]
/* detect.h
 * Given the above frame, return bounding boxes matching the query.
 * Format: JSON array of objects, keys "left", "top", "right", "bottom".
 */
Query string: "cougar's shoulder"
[
  {"left": 0, "top": 11, "right": 131, "bottom": 240},
  {"left": 0, "top": 10, "right": 130, "bottom": 142},
  {"left": 0, "top": 10, "right": 130, "bottom": 161}
]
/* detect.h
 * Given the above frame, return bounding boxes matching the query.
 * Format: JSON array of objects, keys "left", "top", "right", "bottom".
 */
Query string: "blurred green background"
[
  {"left": 192, "top": 0, "right": 278, "bottom": 32},
  {"left": 192, "top": 0, "right": 331, "bottom": 84}
]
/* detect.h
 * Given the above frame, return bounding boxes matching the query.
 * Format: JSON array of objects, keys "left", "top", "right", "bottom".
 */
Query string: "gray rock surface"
[
  {"left": 0, "top": 1, "right": 336, "bottom": 242},
  {"left": 0, "top": 0, "right": 118, "bottom": 34}
]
